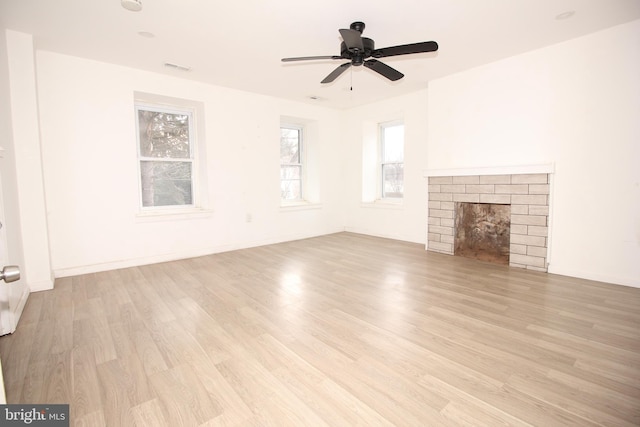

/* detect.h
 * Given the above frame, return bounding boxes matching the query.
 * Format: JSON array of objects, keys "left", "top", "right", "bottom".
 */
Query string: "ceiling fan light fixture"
[{"left": 121, "top": 0, "right": 142, "bottom": 12}]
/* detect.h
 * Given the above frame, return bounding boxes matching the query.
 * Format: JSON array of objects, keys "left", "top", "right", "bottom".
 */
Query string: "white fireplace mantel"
[{"left": 423, "top": 163, "right": 555, "bottom": 178}]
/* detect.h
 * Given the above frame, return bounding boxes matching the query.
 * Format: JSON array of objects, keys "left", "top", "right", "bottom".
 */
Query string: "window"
[
  {"left": 280, "top": 125, "right": 303, "bottom": 201},
  {"left": 135, "top": 104, "right": 195, "bottom": 208},
  {"left": 380, "top": 121, "right": 404, "bottom": 198}
]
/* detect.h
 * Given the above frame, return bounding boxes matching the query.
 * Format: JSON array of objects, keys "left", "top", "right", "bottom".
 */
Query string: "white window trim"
[
  {"left": 280, "top": 123, "right": 305, "bottom": 203},
  {"left": 279, "top": 201, "right": 323, "bottom": 212},
  {"left": 135, "top": 103, "right": 195, "bottom": 210},
  {"left": 133, "top": 92, "right": 209, "bottom": 219},
  {"left": 359, "top": 199, "right": 404, "bottom": 211}
]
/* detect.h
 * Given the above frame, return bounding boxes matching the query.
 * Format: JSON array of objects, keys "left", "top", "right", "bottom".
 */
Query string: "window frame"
[
  {"left": 135, "top": 102, "right": 198, "bottom": 212},
  {"left": 379, "top": 120, "right": 405, "bottom": 200},
  {"left": 280, "top": 124, "right": 304, "bottom": 202}
]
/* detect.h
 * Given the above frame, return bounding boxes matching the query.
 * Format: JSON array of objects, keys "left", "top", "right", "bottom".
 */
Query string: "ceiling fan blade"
[
  {"left": 372, "top": 41, "right": 438, "bottom": 58},
  {"left": 321, "top": 63, "right": 352, "bottom": 84},
  {"left": 339, "top": 29, "right": 364, "bottom": 51},
  {"left": 282, "top": 55, "right": 342, "bottom": 62},
  {"left": 364, "top": 59, "right": 404, "bottom": 81}
]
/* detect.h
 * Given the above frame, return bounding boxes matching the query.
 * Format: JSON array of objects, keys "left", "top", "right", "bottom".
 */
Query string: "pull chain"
[{"left": 350, "top": 67, "right": 353, "bottom": 91}]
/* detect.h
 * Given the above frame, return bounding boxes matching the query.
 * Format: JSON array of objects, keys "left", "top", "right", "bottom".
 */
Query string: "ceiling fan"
[{"left": 281, "top": 21, "right": 438, "bottom": 84}]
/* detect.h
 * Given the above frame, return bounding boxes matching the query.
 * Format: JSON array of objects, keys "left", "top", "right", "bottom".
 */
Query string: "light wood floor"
[{"left": 1, "top": 232, "right": 639, "bottom": 426}]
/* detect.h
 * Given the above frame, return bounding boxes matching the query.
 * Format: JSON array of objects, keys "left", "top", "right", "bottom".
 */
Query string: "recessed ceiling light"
[
  {"left": 121, "top": 0, "right": 142, "bottom": 12},
  {"left": 137, "top": 31, "right": 155, "bottom": 38},
  {"left": 555, "top": 11, "right": 575, "bottom": 20},
  {"left": 308, "top": 95, "right": 324, "bottom": 101}
]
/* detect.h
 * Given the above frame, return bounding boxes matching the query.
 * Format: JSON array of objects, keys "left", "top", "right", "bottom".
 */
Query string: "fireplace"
[{"left": 425, "top": 167, "right": 551, "bottom": 272}]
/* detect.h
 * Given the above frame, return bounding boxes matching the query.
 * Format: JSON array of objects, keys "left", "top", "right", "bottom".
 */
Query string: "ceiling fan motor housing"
[{"left": 341, "top": 38, "right": 375, "bottom": 66}]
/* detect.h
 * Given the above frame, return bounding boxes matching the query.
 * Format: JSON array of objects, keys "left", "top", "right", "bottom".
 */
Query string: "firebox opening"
[{"left": 454, "top": 202, "right": 511, "bottom": 265}]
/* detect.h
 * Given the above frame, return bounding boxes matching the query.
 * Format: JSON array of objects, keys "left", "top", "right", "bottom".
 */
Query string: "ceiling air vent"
[{"left": 163, "top": 63, "right": 192, "bottom": 72}]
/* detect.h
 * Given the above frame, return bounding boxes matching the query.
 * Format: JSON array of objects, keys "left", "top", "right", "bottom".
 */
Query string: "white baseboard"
[
  {"left": 343, "top": 226, "right": 426, "bottom": 245},
  {"left": 53, "top": 228, "right": 346, "bottom": 278},
  {"left": 547, "top": 265, "right": 640, "bottom": 289},
  {"left": 29, "top": 279, "right": 54, "bottom": 292}
]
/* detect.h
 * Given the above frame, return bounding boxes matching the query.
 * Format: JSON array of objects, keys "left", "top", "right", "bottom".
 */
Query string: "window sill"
[
  {"left": 360, "top": 199, "right": 404, "bottom": 210},
  {"left": 135, "top": 207, "right": 213, "bottom": 222},
  {"left": 279, "top": 201, "right": 323, "bottom": 212}
]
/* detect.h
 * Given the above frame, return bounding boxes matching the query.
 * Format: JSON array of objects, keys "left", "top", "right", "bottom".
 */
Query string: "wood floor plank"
[
  {"left": 148, "top": 364, "right": 222, "bottom": 426},
  {"left": 42, "top": 350, "right": 73, "bottom": 404},
  {"left": 310, "top": 378, "right": 397, "bottom": 426},
  {"left": 0, "top": 322, "right": 38, "bottom": 396},
  {"left": 0, "top": 232, "right": 638, "bottom": 426},
  {"left": 546, "top": 368, "right": 640, "bottom": 421},
  {"left": 114, "top": 302, "right": 169, "bottom": 376},
  {"left": 17, "top": 356, "right": 46, "bottom": 403},
  {"left": 189, "top": 360, "right": 253, "bottom": 426},
  {"left": 71, "top": 345, "right": 103, "bottom": 420},
  {"left": 506, "top": 371, "right": 639, "bottom": 426},
  {"left": 129, "top": 398, "right": 168, "bottom": 427},
  {"left": 73, "top": 409, "right": 106, "bottom": 427},
  {"left": 438, "top": 399, "right": 530, "bottom": 427},
  {"left": 73, "top": 315, "right": 117, "bottom": 365}
]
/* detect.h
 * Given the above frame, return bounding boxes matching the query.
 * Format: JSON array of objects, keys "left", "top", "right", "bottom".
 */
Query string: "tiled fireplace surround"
[{"left": 426, "top": 168, "right": 551, "bottom": 271}]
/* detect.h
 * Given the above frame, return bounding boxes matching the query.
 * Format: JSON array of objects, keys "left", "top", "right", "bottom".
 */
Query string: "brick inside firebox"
[{"left": 454, "top": 203, "right": 511, "bottom": 265}]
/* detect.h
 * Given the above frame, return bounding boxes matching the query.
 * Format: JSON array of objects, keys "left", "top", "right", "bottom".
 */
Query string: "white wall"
[
  {"left": 343, "top": 90, "right": 430, "bottom": 244},
  {"left": 35, "top": 52, "right": 345, "bottom": 276},
  {"left": 427, "top": 20, "right": 640, "bottom": 287}
]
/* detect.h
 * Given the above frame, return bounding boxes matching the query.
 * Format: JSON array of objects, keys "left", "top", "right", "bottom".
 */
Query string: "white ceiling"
[{"left": 1, "top": 0, "right": 639, "bottom": 109}]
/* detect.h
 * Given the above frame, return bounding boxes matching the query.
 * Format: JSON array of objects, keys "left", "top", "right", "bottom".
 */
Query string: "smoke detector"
[{"left": 121, "top": 0, "right": 142, "bottom": 12}]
